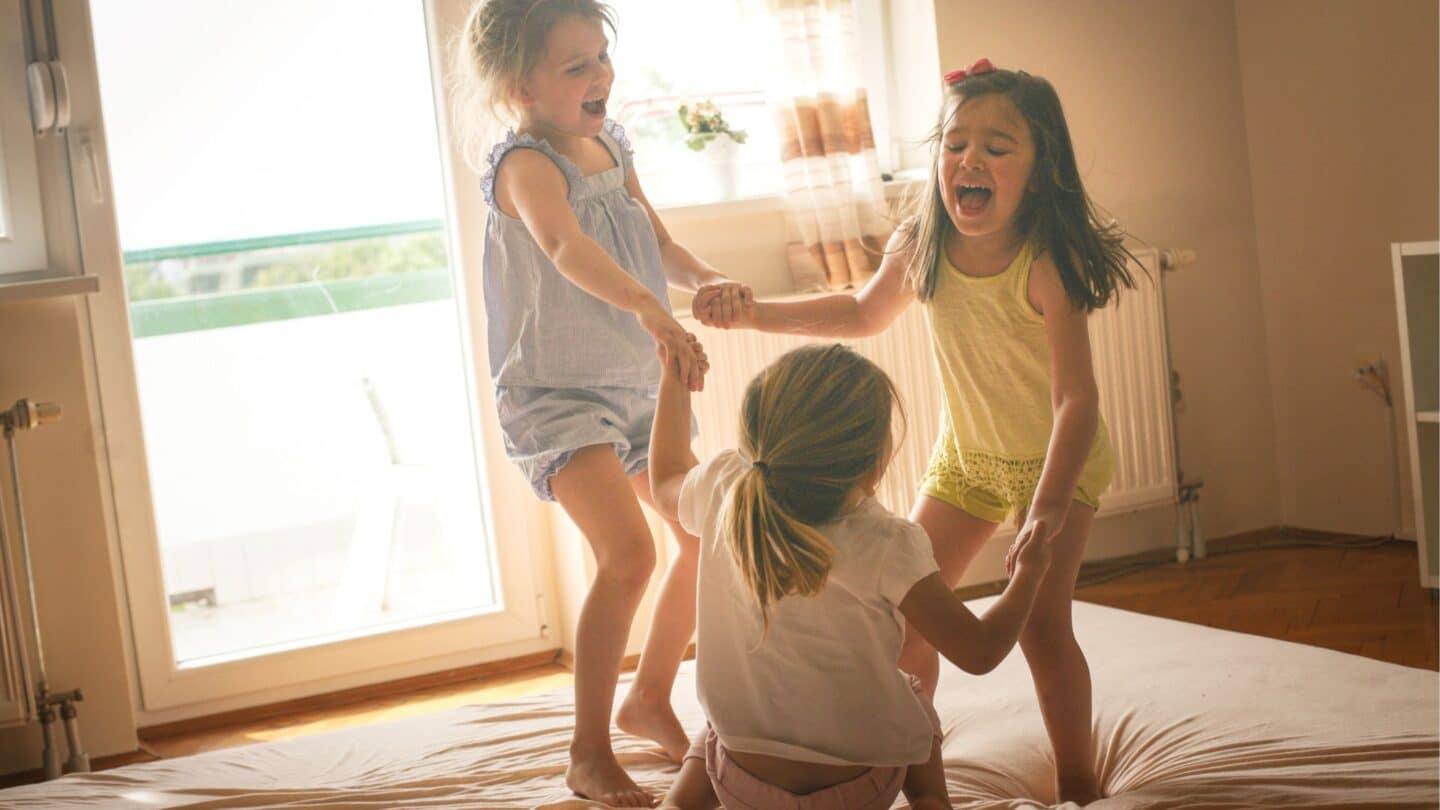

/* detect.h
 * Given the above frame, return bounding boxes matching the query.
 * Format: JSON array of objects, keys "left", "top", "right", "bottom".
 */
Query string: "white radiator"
[{"left": 687, "top": 247, "right": 1176, "bottom": 525}]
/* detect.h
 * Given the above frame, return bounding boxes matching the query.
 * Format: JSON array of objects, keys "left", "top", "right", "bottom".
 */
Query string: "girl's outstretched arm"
[
  {"left": 623, "top": 170, "right": 753, "bottom": 327},
  {"left": 899, "top": 530, "right": 1052, "bottom": 675},
  {"left": 648, "top": 340, "right": 700, "bottom": 523},
  {"left": 496, "top": 149, "right": 705, "bottom": 390},
  {"left": 1005, "top": 253, "right": 1101, "bottom": 573},
  {"left": 624, "top": 170, "right": 730, "bottom": 292},
  {"left": 697, "top": 228, "right": 916, "bottom": 338}
]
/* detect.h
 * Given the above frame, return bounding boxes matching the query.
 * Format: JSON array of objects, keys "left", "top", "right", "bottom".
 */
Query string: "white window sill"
[
  {"left": 652, "top": 172, "right": 926, "bottom": 224},
  {"left": 658, "top": 171, "right": 927, "bottom": 308}
]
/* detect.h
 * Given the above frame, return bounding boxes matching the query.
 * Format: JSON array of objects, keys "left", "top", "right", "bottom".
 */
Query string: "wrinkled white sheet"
[{"left": 3, "top": 600, "right": 1435, "bottom": 808}]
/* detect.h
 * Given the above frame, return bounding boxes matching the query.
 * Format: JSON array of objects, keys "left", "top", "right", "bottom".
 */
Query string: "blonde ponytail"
[
  {"left": 719, "top": 345, "right": 903, "bottom": 633},
  {"left": 721, "top": 466, "right": 835, "bottom": 626}
]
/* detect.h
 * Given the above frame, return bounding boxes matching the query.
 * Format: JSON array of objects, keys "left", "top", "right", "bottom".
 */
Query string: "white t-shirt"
[{"left": 678, "top": 450, "right": 941, "bottom": 767}]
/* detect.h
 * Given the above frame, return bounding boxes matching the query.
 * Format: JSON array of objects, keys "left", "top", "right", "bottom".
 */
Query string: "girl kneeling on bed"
[{"left": 647, "top": 343, "right": 1053, "bottom": 810}]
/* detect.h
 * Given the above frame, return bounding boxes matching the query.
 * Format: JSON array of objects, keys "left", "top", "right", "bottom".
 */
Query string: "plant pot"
[{"left": 700, "top": 134, "right": 741, "bottom": 201}]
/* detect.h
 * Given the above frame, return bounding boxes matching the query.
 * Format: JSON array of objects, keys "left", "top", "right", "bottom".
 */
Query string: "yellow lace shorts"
[{"left": 919, "top": 428, "right": 1113, "bottom": 524}]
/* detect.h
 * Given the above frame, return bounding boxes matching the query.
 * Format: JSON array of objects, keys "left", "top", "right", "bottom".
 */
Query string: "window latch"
[{"left": 26, "top": 60, "right": 70, "bottom": 136}]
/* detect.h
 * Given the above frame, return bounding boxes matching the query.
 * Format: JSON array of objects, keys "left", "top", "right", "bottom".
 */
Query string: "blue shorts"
[{"left": 494, "top": 385, "right": 695, "bottom": 502}]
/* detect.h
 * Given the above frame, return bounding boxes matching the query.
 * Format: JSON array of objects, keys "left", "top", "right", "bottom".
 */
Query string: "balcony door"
[{"left": 59, "top": 0, "right": 550, "bottom": 718}]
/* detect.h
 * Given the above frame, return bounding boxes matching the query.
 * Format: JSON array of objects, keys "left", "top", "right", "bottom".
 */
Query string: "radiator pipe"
[
  {"left": 1155, "top": 248, "right": 1201, "bottom": 562},
  {"left": 0, "top": 399, "right": 89, "bottom": 777}
]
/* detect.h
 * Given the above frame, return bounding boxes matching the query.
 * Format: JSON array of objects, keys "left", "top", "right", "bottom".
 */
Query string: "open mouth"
[
  {"left": 956, "top": 183, "right": 993, "bottom": 216},
  {"left": 581, "top": 96, "right": 607, "bottom": 117}
]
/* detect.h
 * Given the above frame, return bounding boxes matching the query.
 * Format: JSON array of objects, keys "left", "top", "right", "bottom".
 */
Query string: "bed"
[{"left": 3, "top": 599, "right": 1436, "bottom": 808}]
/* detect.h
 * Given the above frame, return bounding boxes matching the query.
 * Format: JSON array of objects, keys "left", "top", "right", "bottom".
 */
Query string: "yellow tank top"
[{"left": 923, "top": 240, "right": 1112, "bottom": 505}]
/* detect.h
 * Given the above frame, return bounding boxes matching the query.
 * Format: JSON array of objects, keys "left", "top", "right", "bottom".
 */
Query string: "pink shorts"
[{"left": 684, "top": 676, "right": 942, "bottom": 810}]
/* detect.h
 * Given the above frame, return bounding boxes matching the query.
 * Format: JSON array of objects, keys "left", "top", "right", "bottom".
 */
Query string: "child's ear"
[{"left": 510, "top": 79, "right": 535, "bottom": 108}]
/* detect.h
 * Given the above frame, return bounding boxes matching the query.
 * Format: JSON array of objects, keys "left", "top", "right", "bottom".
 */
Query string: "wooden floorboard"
[
  {"left": 2, "top": 531, "right": 1435, "bottom": 789},
  {"left": 1077, "top": 538, "right": 1438, "bottom": 671}
]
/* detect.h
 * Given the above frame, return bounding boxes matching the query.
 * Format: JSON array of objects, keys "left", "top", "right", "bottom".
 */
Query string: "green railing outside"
[
  {"left": 129, "top": 267, "right": 454, "bottom": 339},
  {"left": 125, "top": 220, "right": 454, "bottom": 339},
  {"left": 124, "top": 219, "right": 444, "bottom": 263}
]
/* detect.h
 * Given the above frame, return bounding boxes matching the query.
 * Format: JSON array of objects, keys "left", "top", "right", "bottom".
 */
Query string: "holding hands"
[
  {"left": 691, "top": 280, "right": 755, "bottom": 329},
  {"left": 1004, "top": 505, "right": 1061, "bottom": 579},
  {"left": 644, "top": 301, "right": 708, "bottom": 392}
]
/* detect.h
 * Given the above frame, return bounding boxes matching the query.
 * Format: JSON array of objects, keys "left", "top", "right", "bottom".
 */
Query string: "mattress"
[{"left": 3, "top": 599, "right": 1435, "bottom": 808}]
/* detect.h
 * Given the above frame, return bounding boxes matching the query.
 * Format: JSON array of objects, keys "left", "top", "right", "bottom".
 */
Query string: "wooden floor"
[
  {"left": 4, "top": 534, "right": 1436, "bottom": 786},
  {"left": 1078, "top": 536, "right": 1438, "bottom": 671}
]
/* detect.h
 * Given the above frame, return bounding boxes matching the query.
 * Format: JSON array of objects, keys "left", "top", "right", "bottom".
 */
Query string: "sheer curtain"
[{"left": 763, "top": 0, "right": 891, "bottom": 291}]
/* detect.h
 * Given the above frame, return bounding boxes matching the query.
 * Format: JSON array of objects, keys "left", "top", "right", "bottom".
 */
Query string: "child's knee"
[{"left": 594, "top": 541, "right": 657, "bottom": 588}]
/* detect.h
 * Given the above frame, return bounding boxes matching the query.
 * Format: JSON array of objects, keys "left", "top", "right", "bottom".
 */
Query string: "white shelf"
[
  {"left": 0, "top": 271, "right": 100, "bottom": 303},
  {"left": 1394, "top": 239, "right": 1440, "bottom": 589}
]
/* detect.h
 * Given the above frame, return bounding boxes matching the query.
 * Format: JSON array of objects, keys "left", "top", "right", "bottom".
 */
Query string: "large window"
[
  {"left": 603, "top": 0, "right": 903, "bottom": 207},
  {"left": 83, "top": 0, "right": 549, "bottom": 706},
  {"left": 607, "top": 1, "right": 782, "bottom": 207}
]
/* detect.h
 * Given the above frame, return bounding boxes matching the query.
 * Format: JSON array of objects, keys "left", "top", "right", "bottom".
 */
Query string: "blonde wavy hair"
[
  {"left": 449, "top": 0, "right": 615, "bottom": 169},
  {"left": 721, "top": 344, "right": 905, "bottom": 633}
]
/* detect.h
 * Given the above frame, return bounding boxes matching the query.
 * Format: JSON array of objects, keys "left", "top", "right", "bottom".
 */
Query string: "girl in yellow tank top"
[{"left": 694, "top": 59, "right": 1137, "bottom": 805}]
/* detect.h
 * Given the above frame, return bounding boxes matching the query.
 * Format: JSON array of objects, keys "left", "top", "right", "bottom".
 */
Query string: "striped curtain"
[{"left": 764, "top": 0, "right": 890, "bottom": 291}]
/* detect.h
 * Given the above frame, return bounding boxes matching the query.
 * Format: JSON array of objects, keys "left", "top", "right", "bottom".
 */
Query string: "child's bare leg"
[
  {"left": 617, "top": 461, "right": 699, "bottom": 761},
  {"left": 552, "top": 445, "right": 659, "bottom": 808},
  {"left": 901, "top": 738, "right": 951, "bottom": 809},
  {"left": 899, "top": 496, "right": 999, "bottom": 693},
  {"left": 658, "top": 740, "right": 719, "bottom": 810},
  {"left": 1018, "top": 503, "right": 1099, "bottom": 804}
]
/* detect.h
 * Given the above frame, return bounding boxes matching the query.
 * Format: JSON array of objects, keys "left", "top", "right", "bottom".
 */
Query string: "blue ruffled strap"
[
  {"left": 602, "top": 119, "right": 634, "bottom": 177},
  {"left": 479, "top": 130, "right": 584, "bottom": 208}
]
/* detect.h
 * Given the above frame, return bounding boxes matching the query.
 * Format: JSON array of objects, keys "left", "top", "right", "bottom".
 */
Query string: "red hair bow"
[{"left": 944, "top": 57, "right": 995, "bottom": 84}]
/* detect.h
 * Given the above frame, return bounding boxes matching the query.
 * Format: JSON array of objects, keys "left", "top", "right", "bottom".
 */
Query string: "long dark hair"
[{"left": 899, "top": 68, "right": 1136, "bottom": 311}]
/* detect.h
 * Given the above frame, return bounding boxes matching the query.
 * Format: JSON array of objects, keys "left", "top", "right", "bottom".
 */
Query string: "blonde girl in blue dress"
[{"left": 457, "top": 1, "right": 749, "bottom": 804}]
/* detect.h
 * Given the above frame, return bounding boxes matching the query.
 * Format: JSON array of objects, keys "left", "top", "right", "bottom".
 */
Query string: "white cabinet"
[{"left": 1392, "top": 241, "right": 1439, "bottom": 589}]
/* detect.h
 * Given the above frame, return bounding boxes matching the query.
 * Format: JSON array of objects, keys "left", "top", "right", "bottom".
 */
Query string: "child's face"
[
  {"left": 515, "top": 14, "right": 613, "bottom": 138},
  {"left": 937, "top": 94, "right": 1036, "bottom": 241}
]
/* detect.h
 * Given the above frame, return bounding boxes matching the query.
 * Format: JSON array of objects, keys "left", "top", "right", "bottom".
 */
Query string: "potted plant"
[{"left": 677, "top": 100, "right": 746, "bottom": 199}]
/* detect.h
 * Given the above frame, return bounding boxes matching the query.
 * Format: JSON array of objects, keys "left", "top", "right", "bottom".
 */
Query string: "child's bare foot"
[
  {"left": 566, "top": 751, "right": 657, "bottom": 808},
  {"left": 616, "top": 690, "right": 690, "bottom": 762}
]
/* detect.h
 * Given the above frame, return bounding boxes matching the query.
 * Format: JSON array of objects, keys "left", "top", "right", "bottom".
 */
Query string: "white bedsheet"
[{"left": 3, "top": 600, "right": 1435, "bottom": 808}]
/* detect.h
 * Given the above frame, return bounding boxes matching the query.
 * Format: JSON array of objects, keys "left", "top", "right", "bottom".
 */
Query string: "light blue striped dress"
[
  {"left": 479, "top": 120, "right": 678, "bottom": 501},
  {"left": 480, "top": 119, "right": 670, "bottom": 387}
]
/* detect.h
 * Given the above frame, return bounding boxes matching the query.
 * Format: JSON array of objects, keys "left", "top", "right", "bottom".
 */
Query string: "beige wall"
[
  {"left": 1235, "top": 0, "right": 1440, "bottom": 536},
  {"left": 932, "top": 0, "right": 1280, "bottom": 539},
  {"left": 0, "top": 297, "right": 137, "bottom": 771}
]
